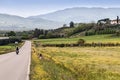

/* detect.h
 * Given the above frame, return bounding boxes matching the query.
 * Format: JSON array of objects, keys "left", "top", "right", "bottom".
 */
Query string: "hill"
[
  {"left": 36, "top": 22, "right": 120, "bottom": 39},
  {"left": 30, "top": 7, "right": 120, "bottom": 23},
  {"left": 0, "top": 14, "right": 63, "bottom": 31}
]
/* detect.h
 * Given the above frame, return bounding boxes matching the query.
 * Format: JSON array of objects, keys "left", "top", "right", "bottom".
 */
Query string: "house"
[
  {"left": 97, "top": 18, "right": 110, "bottom": 25},
  {"left": 98, "top": 16, "right": 120, "bottom": 25},
  {"left": 110, "top": 16, "right": 120, "bottom": 24},
  {"left": 110, "top": 19, "right": 120, "bottom": 24}
]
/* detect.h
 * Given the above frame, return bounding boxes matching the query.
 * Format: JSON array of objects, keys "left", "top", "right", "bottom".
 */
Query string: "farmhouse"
[
  {"left": 97, "top": 18, "right": 110, "bottom": 24},
  {"left": 98, "top": 16, "right": 120, "bottom": 25},
  {"left": 110, "top": 19, "right": 120, "bottom": 24}
]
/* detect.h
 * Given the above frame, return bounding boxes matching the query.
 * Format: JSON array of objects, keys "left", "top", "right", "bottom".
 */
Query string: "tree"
[
  {"left": 70, "top": 21, "right": 74, "bottom": 28},
  {"left": 117, "top": 16, "right": 119, "bottom": 24},
  {"left": 46, "top": 31, "right": 53, "bottom": 38},
  {"left": 7, "top": 31, "right": 16, "bottom": 36},
  {"left": 39, "top": 35, "right": 46, "bottom": 39},
  {"left": 21, "top": 34, "right": 31, "bottom": 39},
  {"left": 33, "top": 28, "right": 40, "bottom": 38}
]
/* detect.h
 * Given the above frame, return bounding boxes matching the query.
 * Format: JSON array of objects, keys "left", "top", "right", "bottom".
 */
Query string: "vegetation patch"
[
  {"left": 0, "top": 42, "right": 24, "bottom": 55},
  {"left": 34, "top": 35, "right": 120, "bottom": 45}
]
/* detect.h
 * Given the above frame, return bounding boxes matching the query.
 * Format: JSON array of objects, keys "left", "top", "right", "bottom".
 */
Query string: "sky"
[{"left": 0, "top": 0, "right": 120, "bottom": 17}]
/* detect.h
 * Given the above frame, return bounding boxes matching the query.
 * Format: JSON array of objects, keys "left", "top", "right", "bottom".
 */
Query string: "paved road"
[{"left": 0, "top": 41, "right": 31, "bottom": 80}]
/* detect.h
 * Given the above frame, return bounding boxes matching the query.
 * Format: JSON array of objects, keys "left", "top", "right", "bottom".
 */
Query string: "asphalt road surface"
[{"left": 0, "top": 41, "right": 31, "bottom": 80}]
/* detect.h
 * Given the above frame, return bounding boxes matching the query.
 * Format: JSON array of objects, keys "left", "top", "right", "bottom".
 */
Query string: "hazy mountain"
[
  {"left": 0, "top": 14, "right": 63, "bottom": 31},
  {"left": 0, "top": 14, "right": 31, "bottom": 31},
  {"left": 30, "top": 7, "right": 120, "bottom": 23}
]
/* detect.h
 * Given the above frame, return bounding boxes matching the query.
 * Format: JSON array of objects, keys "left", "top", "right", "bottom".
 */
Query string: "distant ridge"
[
  {"left": 29, "top": 7, "right": 120, "bottom": 23},
  {"left": 0, "top": 14, "right": 63, "bottom": 31},
  {"left": 1, "top": 7, "right": 120, "bottom": 31}
]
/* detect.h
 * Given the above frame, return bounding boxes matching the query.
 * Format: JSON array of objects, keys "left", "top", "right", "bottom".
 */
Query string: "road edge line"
[{"left": 26, "top": 41, "right": 31, "bottom": 80}]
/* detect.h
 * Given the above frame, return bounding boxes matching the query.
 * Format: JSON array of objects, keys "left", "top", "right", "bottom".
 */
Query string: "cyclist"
[{"left": 16, "top": 47, "right": 19, "bottom": 55}]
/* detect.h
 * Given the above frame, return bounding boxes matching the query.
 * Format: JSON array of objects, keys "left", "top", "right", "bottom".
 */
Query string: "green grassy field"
[
  {"left": 31, "top": 46, "right": 120, "bottom": 80},
  {"left": 34, "top": 35, "right": 120, "bottom": 44},
  {"left": 0, "top": 42, "right": 24, "bottom": 55}
]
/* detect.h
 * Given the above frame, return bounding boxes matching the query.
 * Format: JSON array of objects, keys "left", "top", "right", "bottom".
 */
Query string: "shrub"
[
  {"left": 39, "top": 35, "right": 46, "bottom": 39},
  {"left": 77, "top": 39, "right": 85, "bottom": 45}
]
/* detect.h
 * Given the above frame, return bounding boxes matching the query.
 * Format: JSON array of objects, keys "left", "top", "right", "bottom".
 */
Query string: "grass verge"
[{"left": 0, "top": 41, "right": 24, "bottom": 55}]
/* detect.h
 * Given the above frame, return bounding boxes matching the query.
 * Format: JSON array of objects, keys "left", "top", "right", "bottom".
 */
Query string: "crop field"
[
  {"left": 31, "top": 46, "right": 120, "bottom": 80},
  {"left": 0, "top": 42, "right": 24, "bottom": 55},
  {"left": 34, "top": 35, "right": 120, "bottom": 44}
]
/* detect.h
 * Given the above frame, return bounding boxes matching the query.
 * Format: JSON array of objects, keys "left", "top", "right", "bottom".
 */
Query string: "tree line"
[{"left": 2, "top": 21, "right": 120, "bottom": 39}]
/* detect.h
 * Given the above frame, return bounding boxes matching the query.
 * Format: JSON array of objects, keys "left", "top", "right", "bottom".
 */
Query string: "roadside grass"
[
  {"left": 30, "top": 47, "right": 50, "bottom": 80},
  {"left": 30, "top": 47, "right": 77, "bottom": 80},
  {"left": 0, "top": 42, "right": 24, "bottom": 55},
  {"left": 31, "top": 45, "right": 120, "bottom": 80},
  {"left": 34, "top": 35, "right": 120, "bottom": 45}
]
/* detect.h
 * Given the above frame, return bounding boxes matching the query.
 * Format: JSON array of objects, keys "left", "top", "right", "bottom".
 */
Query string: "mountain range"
[{"left": 0, "top": 7, "right": 120, "bottom": 31}]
